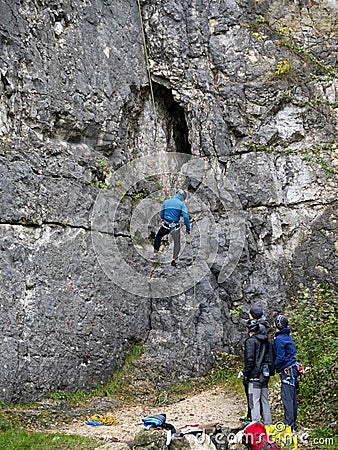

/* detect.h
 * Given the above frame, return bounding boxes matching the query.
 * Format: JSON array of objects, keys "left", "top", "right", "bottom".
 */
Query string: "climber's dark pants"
[
  {"left": 244, "top": 383, "right": 251, "bottom": 420},
  {"left": 154, "top": 225, "right": 181, "bottom": 259},
  {"left": 281, "top": 371, "right": 298, "bottom": 429}
]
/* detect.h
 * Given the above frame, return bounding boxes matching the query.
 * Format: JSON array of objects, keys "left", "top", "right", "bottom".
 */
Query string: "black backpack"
[{"left": 267, "top": 341, "right": 275, "bottom": 376}]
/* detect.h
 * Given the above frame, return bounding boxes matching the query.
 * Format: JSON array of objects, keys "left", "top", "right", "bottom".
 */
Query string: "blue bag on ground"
[
  {"left": 142, "top": 414, "right": 167, "bottom": 429},
  {"left": 142, "top": 413, "right": 176, "bottom": 433}
]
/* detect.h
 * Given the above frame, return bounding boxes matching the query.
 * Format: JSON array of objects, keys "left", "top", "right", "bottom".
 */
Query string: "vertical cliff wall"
[{"left": 0, "top": 0, "right": 337, "bottom": 402}]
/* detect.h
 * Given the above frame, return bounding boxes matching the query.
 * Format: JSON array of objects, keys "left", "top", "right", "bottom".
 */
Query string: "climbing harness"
[{"left": 162, "top": 221, "right": 181, "bottom": 230}]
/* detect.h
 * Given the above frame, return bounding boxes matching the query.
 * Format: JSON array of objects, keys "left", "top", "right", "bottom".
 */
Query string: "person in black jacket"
[
  {"left": 249, "top": 305, "right": 271, "bottom": 338},
  {"left": 243, "top": 319, "right": 272, "bottom": 425},
  {"left": 241, "top": 306, "right": 273, "bottom": 423},
  {"left": 249, "top": 305, "right": 275, "bottom": 376}
]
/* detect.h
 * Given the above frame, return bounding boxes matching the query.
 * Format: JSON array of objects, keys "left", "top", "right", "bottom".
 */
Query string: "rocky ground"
[
  {"left": 36, "top": 382, "right": 317, "bottom": 449},
  {"left": 41, "top": 386, "right": 244, "bottom": 445},
  {"left": 1, "top": 381, "right": 321, "bottom": 449}
]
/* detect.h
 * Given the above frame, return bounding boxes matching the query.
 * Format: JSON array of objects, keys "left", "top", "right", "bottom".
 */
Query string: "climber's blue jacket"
[
  {"left": 274, "top": 327, "right": 297, "bottom": 372},
  {"left": 160, "top": 193, "right": 190, "bottom": 231}
]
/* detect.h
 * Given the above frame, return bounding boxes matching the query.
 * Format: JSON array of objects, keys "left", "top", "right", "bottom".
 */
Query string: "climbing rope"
[
  {"left": 188, "top": 233, "right": 197, "bottom": 334},
  {"left": 136, "top": 0, "right": 158, "bottom": 139},
  {"left": 136, "top": 0, "right": 171, "bottom": 282},
  {"left": 136, "top": 0, "right": 169, "bottom": 200},
  {"left": 136, "top": 1, "right": 197, "bottom": 316},
  {"left": 86, "top": 413, "right": 122, "bottom": 426},
  {"left": 188, "top": 234, "right": 196, "bottom": 300}
]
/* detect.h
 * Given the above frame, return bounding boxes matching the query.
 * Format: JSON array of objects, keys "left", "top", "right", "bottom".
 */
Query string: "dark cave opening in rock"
[
  {"left": 124, "top": 82, "right": 191, "bottom": 156},
  {"left": 152, "top": 83, "right": 191, "bottom": 155}
]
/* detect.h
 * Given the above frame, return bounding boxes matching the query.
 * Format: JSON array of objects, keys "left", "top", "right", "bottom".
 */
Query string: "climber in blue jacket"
[
  {"left": 153, "top": 189, "right": 191, "bottom": 267},
  {"left": 274, "top": 315, "right": 298, "bottom": 431}
]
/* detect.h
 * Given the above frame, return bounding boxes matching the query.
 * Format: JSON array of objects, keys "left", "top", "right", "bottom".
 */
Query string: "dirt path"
[{"left": 51, "top": 386, "right": 245, "bottom": 443}]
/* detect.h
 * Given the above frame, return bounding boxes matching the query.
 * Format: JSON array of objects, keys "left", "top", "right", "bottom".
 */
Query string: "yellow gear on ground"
[
  {"left": 266, "top": 424, "right": 298, "bottom": 450},
  {"left": 86, "top": 413, "right": 122, "bottom": 426}
]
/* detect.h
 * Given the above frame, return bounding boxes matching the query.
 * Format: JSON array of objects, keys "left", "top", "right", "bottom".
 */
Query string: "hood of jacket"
[
  {"left": 258, "top": 317, "right": 270, "bottom": 329},
  {"left": 253, "top": 331, "right": 268, "bottom": 342},
  {"left": 275, "top": 327, "right": 291, "bottom": 336},
  {"left": 258, "top": 317, "right": 270, "bottom": 337},
  {"left": 274, "top": 327, "right": 296, "bottom": 372},
  {"left": 160, "top": 194, "right": 191, "bottom": 231},
  {"left": 174, "top": 193, "right": 184, "bottom": 201}
]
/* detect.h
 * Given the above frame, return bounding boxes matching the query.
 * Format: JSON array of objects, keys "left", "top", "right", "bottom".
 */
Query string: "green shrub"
[
  {"left": 92, "top": 159, "right": 111, "bottom": 189},
  {"left": 290, "top": 283, "right": 338, "bottom": 425}
]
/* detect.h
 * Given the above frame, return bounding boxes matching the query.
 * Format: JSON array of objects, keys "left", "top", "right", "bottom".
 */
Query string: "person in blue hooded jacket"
[
  {"left": 274, "top": 314, "right": 298, "bottom": 431},
  {"left": 153, "top": 189, "right": 191, "bottom": 267}
]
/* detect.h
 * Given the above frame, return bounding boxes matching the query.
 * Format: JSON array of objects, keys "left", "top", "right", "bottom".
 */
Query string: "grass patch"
[
  {"left": 0, "top": 427, "right": 98, "bottom": 450},
  {"left": 148, "top": 353, "right": 245, "bottom": 408},
  {"left": 308, "top": 426, "right": 338, "bottom": 448},
  {"left": 167, "top": 380, "right": 202, "bottom": 398},
  {"left": 207, "top": 352, "right": 244, "bottom": 395},
  {"left": 92, "top": 342, "right": 144, "bottom": 400}
]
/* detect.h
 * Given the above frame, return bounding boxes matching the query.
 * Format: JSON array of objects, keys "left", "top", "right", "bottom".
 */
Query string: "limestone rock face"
[
  {"left": 0, "top": 0, "right": 337, "bottom": 401},
  {"left": 134, "top": 430, "right": 168, "bottom": 450}
]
